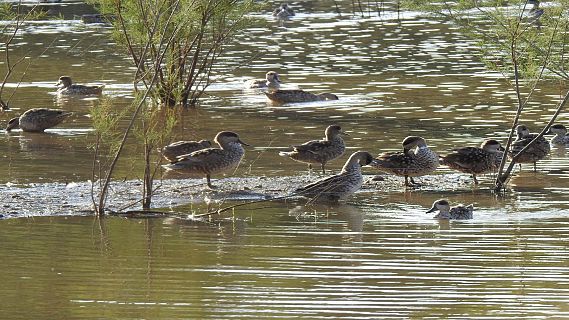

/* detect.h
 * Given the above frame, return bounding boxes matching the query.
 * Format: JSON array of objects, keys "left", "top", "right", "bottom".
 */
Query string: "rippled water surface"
[{"left": 1, "top": 0, "right": 569, "bottom": 318}]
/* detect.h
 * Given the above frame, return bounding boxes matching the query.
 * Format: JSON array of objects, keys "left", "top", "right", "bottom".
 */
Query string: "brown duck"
[{"left": 6, "top": 108, "right": 72, "bottom": 132}]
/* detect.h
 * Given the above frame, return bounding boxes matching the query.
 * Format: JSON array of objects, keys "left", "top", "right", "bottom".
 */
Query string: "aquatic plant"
[{"left": 90, "top": 0, "right": 257, "bottom": 108}]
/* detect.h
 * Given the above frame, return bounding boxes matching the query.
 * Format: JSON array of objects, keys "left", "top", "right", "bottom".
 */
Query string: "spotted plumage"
[
  {"left": 279, "top": 125, "right": 347, "bottom": 174},
  {"left": 265, "top": 89, "right": 338, "bottom": 103},
  {"left": 5, "top": 108, "right": 72, "bottom": 132},
  {"left": 371, "top": 136, "right": 439, "bottom": 186},
  {"left": 57, "top": 76, "right": 104, "bottom": 95},
  {"left": 510, "top": 124, "right": 550, "bottom": 171},
  {"left": 244, "top": 71, "right": 281, "bottom": 89},
  {"left": 547, "top": 124, "right": 569, "bottom": 146},
  {"left": 163, "top": 131, "right": 249, "bottom": 188},
  {"left": 160, "top": 140, "right": 212, "bottom": 163},
  {"left": 295, "top": 151, "right": 374, "bottom": 202},
  {"left": 426, "top": 199, "right": 473, "bottom": 220},
  {"left": 441, "top": 139, "right": 503, "bottom": 184}
]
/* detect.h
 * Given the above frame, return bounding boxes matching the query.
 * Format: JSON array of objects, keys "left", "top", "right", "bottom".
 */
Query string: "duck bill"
[
  {"left": 425, "top": 205, "right": 437, "bottom": 214},
  {"left": 238, "top": 139, "right": 251, "bottom": 146}
]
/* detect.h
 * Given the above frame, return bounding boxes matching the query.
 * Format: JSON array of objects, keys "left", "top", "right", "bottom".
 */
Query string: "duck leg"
[
  {"left": 533, "top": 162, "right": 537, "bottom": 172},
  {"left": 473, "top": 174, "right": 479, "bottom": 184},
  {"left": 206, "top": 174, "right": 216, "bottom": 189},
  {"left": 321, "top": 162, "right": 326, "bottom": 175}
]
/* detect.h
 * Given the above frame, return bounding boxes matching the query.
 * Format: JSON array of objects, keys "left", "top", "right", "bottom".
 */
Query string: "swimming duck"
[
  {"left": 441, "top": 139, "right": 504, "bottom": 184},
  {"left": 526, "top": 0, "right": 544, "bottom": 22},
  {"left": 5, "top": 108, "right": 72, "bottom": 132},
  {"left": 295, "top": 151, "right": 374, "bottom": 202},
  {"left": 426, "top": 199, "right": 474, "bottom": 220},
  {"left": 547, "top": 124, "right": 569, "bottom": 146},
  {"left": 265, "top": 89, "right": 338, "bottom": 103},
  {"left": 163, "top": 131, "right": 249, "bottom": 189},
  {"left": 160, "top": 140, "right": 212, "bottom": 163},
  {"left": 56, "top": 76, "right": 104, "bottom": 95},
  {"left": 279, "top": 125, "right": 347, "bottom": 174},
  {"left": 371, "top": 136, "right": 439, "bottom": 187},
  {"left": 244, "top": 71, "right": 281, "bottom": 89},
  {"left": 272, "top": 3, "right": 295, "bottom": 18},
  {"left": 510, "top": 124, "right": 550, "bottom": 171}
]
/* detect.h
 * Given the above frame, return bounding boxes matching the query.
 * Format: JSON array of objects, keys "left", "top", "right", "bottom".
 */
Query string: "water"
[{"left": 1, "top": 0, "right": 569, "bottom": 318}]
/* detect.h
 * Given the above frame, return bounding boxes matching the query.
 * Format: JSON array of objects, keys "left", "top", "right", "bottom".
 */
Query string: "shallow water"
[{"left": 1, "top": 0, "right": 569, "bottom": 318}]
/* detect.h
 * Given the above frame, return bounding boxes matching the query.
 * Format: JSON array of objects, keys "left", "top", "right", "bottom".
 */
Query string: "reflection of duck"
[
  {"left": 371, "top": 136, "right": 439, "bottom": 187},
  {"left": 295, "top": 151, "right": 374, "bottom": 202},
  {"left": 426, "top": 199, "right": 473, "bottom": 220},
  {"left": 279, "top": 125, "right": 347, "bottom": 174},
  {"left": 160, "top": 140, "right": 212, "bottom": 163},
  {"left": 244, "top": 71, "right": 281, "bottom": 89},
  {"left": 547, "top": 124, "right": 569, "bottom": 146},
  {"left": 441, "top": 139, "right": 504, "bottom": 184},
  {"left": 265, "top": 89, "right": 338, "bottom": 103},
  {"left": 57, "top": 76, "right": 104, "bottom": 95},
  {"left": 510, "top": 124, "right": 550, "bottom": 171},
  {"left": 272, "top": 3, "right": 295, "bottom": 18},
  {"left": 6, "top": 108, "right": 72, "bottom": 132},
  {"left": 163, "top": 131, "right": 249, "bottom": 189}
]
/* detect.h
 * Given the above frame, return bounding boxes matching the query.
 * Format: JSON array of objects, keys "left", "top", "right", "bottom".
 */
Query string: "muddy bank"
[{"left": 0, "top": 173, "right": 482, "bottom": 219}]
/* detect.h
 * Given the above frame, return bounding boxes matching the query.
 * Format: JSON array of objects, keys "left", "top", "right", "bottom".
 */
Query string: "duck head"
[
  {"left": 57, "top": 76, "right": 73, "bottom": 88},
  {"left": 426, "top": 199, "right": 450, "bottom": 214},
  {"left": 214, "top": 131, "right": 250, "bottom": 147},
  {"left": 480, "top": 139, "right": 503, "bottom": 153},
  {"left": 402, "top": 136, "right": 427, "bottom": 153},
  {"left": 5, "top": 117, "right": 19, "bottom": 132}
]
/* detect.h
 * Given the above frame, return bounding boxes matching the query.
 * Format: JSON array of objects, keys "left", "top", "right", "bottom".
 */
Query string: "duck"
[
  {"left": 426, "top": 199, "right": 474, "bottom": 220},
  {"left": 56, "top": 76, "right": 104, "bottom": 95},
  {"left": 244, "top": 71, "right": 281, "bottom": 89},
  {"left": 526, "top": 0, "right": 544, "bottom": 22},
  {"left": 509, "top": 124, "right": 550, "bottom": 171},
  {"left": 265, "top": 89, "right": 338, "bottom": 103},
  {"left": 441, "top": 139, "right": 504, "bottom": 184},
  {"left": 295, "top": 151, "right": 374, "bottom": 202},
  {"left": 160, "top": 140, "right": 212, "bottom": 163},
  {"left": 371, "top": 136, "right": 439, "bottom": 187},
  {"left": 272, "top": 3, "right": 295, "bottom": 18},
  {"left": 279, "top": 125, "right": 348, "bottom": 174},
  {"left": 5, "top": 108, "right": 72, "bottom": 132},
  {"left": 163, "top": 131, "right": 249, "bottom": 189},
  {"left": 547, "top": 124, "right": 569, "bottom": 146}
]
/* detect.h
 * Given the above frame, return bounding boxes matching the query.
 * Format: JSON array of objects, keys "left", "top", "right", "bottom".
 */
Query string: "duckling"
[
  {"left": 295, "top": 151, "right": 374, "bottom": 202},
  {"left": 56, "top": 76, "right": 104, "bottom": 95},
  {"left": 441, "top": 139, "right": 504, "bottom": 184},
  {"left": 5, "top": 108, "right": 72, "bottom": 132},
  {"left": 547, "top": 124, "right": 569, "bottom": 146},
  {"left": 510, "top": 124, "right": 550, "bottom": 171},
  {"left": 279, "top": 125, "right": 348, "bottom": 174},
  {"left": 265, "top": 89, "right": 338, "bottom": 103},
  {"left": 272, "top": 3, "right": 295, "bottom": 18},
  {"left": 163, "top": 131, "right": 249, "bottom": 189},
  {"left": 371, "top": 136, "right": 439, "bottom": 187},
  {"left": 160, "top": 140, "right": 212, "bottom": 163},
  {"left": 244, "top": 71, "right": 281, "bottom": 89},
  {"left": 426, "top": 199, "right": 473, "bottom": 220}
]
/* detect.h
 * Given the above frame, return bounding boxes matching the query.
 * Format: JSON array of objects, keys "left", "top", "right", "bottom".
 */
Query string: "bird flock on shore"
[{"left": 2, "top": 3, "right": 565, "bottom": 220}]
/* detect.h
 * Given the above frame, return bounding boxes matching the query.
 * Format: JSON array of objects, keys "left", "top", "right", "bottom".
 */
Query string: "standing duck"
[
  {"left": 510, "top": 124, "right": 550, "bottom": 171},
  {"left": 295, "top": 151, "right": 374, "bottom": 202},
  {"left": 279, "top": 125, "right": 347, "bottom": 174},
  {"left": 244, "top": 71, "right": 281, "bottom": 89},
  {"left": 265, "top": 89, "right": 338, "bottom": 103},
  {"left": 371, "top": 136, "right": 439, "bottom": 187},
  {"left": 5, "top": 108, "right": 72, "bottom": 132},
  {"left": 56, "top": 76, "right": 104, "bottom": 95},
  {"left": 163, "top": 131, "right": 249, "bottom": 189},
  {"left": 441, "top": 139, "right": 504, "bottom": 184},
  {"left": 547, "top": 124, "right": 569, "bottom": 146},
  {"left": 160, "top": 140, "right": 212, "bottom": 163},
  {"left": 426, "top": 199, "right": 474, "bottom": 220}
]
